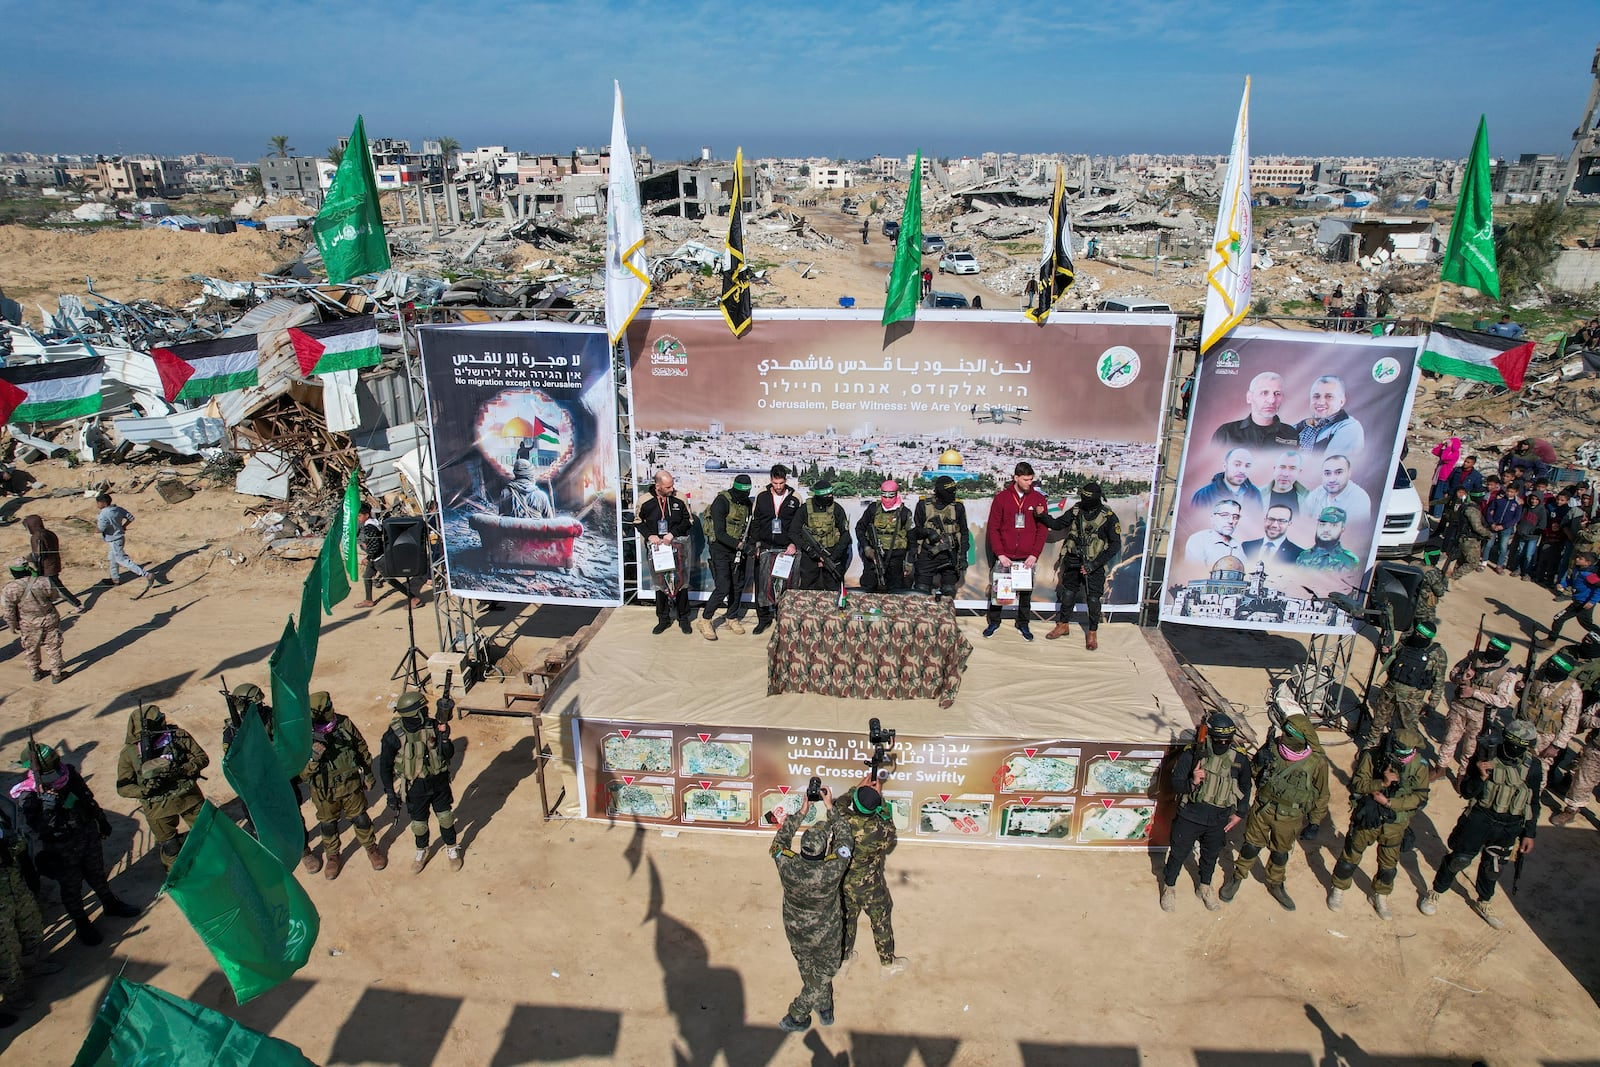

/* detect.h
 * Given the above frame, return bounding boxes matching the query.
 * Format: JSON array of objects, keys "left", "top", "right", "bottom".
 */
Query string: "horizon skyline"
[{"left": 1, "top": 1, "right": 1595, "bottom": 165}]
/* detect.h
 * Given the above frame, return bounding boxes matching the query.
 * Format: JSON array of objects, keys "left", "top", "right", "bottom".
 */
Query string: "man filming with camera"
[
  {"left": 837, "top": 772, "right": 908, "bottom": 978},
  {"left": 771, "top": 778, "right": 850, "bottom": 1034}
]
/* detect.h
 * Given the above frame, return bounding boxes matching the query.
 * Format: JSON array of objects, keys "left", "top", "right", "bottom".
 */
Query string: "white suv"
[
  {"left": 1377, "top": 464, "right": 1426, "bottom": 558},
  {"left": 939, "top": 251, "right": 980, "bottom": 275}
]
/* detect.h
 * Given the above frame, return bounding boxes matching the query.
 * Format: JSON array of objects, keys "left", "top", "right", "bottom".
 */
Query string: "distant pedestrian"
[
  {"left": 970, "top": 294, "right": 983, "bottom": 309},
  {"left": 94, "top": 491, "right": 153, "bottom": 591},
  {"left": 920, "top": 268, "right": 933, "bottom": 298},
  {"left": 21, "top": 514, "right": 80, "bottom": 610},
  {"left": 1023, "top": 276, "right": 1038, "bottom": 312},
  {"left": 861, "top": 221, "right": 869, "bottom": 245},
  {"left": 1486, "top": 313, "right": 1523, "bottom": 340}
]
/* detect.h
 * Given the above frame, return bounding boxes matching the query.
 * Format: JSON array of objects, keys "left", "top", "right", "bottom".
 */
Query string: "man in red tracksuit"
[{"left": 984, "top": 462, "right": 1049, "bottom": 640}]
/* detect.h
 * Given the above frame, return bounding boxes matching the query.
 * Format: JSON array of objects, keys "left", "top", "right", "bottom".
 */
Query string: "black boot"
[
  {"left": 72, "top": 912, "right": 104, "bottom": 946},
  {"left": 99, "top": 892, "right": 141, "bottom": 919}
]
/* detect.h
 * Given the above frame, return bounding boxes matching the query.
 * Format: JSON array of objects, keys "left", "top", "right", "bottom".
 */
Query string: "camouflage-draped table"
[{"left": 767, "top": 591, "right": 972, "bottom": 707}]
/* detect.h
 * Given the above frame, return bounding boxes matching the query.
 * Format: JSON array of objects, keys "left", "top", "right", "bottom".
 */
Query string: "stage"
[{"left": 543, "top": 605, "right": 1198, "bottom": 849}]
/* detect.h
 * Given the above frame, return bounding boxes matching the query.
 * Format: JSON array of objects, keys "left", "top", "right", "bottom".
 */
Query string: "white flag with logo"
[
  {"left": 1202, "top": 78, "right": 1253, "bottom": 354},
  {"left": 605, "top": 81, "right": 651, "bottom": 346}
]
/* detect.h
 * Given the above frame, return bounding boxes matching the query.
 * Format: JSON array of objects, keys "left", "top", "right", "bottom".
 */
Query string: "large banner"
[
  {"left": 417, "top": 322, "right": 622, "bottom": 605},
  {"left": 625, "top": 310, "right": 1173, "bottom": 611},
  {"left": 1160, "top": 327, "right": 1423, "bottom": 633},
  {"left": 574, "top": 716, "right": 1176, "bottom": 850}
]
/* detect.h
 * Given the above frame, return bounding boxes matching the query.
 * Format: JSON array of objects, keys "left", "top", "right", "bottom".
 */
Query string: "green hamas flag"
[
  {"left": 882, "top": 150, "right": 924, "bottom": 327},
  {"left": 314, "top": 115, "right": 391, "bottom": 284},
  {"left": 164, "top": 803, "right": 320, "bottom": 1004},
  {"left": 298, "top": 555, "right": 324, "bottom": 668},
  {"left": 71, "top": 977, "right": 317, "bottom": 1067},
  {"left": 342, "top": 472, "right": 361, "bottom": 584},
  {"left": 269, "top": 618, "right": 312, "bottom": 781},
  {"left": 1440, "top": 115, "right": 1499, "bottom": 300},
  {"left": 221, "top": 711, "right": 305, "bottom": 872},
  {"left": 316, "top": 505, "right": 352, "bottom": 617}
]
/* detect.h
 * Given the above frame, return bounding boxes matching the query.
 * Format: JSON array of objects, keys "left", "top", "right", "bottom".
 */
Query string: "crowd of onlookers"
[{"left": 1429, "top": 437, "right": 1599, "bottom": 594}]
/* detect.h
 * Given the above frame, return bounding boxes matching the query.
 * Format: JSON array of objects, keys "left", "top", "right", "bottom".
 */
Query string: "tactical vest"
[
  {"left": 393, "top": 721, "right": 448, "bottom": 781},
  {"left": 923, "top": 503, "right": 963, "bottom": 550},
  {"left": 1476, "top": 755, "right": 1533, "bottom": 817},
  {"left": 1531, "top": 680, "right": 1577, "bottom": 737},
  {"left": 1190, "top": 747, "right": 1243, "bottom": 808},
  {"left": 805, "top": 503, "right": 842, "bottom": 549},
  {"left": 1458, "top": 663, "right": 1508, "bottom": 713},
  {"left": 36, "top": 786, "right": 87, "bottom": 840},
  {"left": 1062, "top": 507, "right": 1114, "bottom": 568},
  {"left": 869, "top": 505, "right": 910, "bottom": 551},
  {"left": 713, "top": 491, "right": 751, "bottom": 546},
  {"left": 1390, "top": 643, "right": 1437, "bottom": 691},
  {"left": 311, "top": 721, "right": 366, "bottom": 788},
  {"left": 1258, "top": 752, "right": 1319, "bottom": 815}
]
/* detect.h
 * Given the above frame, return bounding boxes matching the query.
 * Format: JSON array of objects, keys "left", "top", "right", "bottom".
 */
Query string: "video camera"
[
  {"left": 865, "top": 717, "right": 897, "bottom": 782},
  {"left": 806, "top": 776, "right": 824, "bottom": 802}
]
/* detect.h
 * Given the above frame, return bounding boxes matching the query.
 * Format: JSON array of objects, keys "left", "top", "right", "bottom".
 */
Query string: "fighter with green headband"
[
  {"left": 1365, "top": 619, "right": 1448, "bottom": 750},
  {"left": 836, "top": 774, "right": 908, "bottom": 977},
  {"left": 1413, "top": 546, "right": 1450, "bottom": 630},
  {"left": 1441, "top": 633, "right": 1519, "bottom": 777}
]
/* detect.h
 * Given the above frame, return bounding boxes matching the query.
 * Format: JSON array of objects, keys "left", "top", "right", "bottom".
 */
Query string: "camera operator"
[
  {"left": 770, "top": 781, "right": 850, "bottom": 1033},
  {"left": 836, "top": 772, "right": 908, "bottom": 977}
]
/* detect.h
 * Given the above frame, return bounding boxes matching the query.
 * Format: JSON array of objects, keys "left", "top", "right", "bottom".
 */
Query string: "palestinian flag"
[
  {"left": 289, "top": 315, "right": 381, "bottom": 377},
  {"left": 151, "top": 335, "right": 259, "bottom": 402},
  {"left": 531, "top": 417, "right": 560, "bottom": 448},
  {"left": 1420, "top": 325, "right": 1536, "bottom": 391},
  {"left": 0, "top": 356, "right": 104, "bottom": 424}
]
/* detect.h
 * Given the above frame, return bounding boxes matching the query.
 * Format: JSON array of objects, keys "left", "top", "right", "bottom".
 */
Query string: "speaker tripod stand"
[{"left": 391, "top": 591, "right": 430, "bottom": 691}]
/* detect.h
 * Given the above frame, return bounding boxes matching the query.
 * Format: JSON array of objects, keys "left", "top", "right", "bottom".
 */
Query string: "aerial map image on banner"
[{"left": 625, "top": 309, "right": 1174, "bottom": 611}]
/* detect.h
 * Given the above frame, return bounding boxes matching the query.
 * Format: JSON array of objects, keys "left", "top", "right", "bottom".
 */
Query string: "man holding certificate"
[
  {"left": 636, "top": 470, "right": 696, "bottom": 635},
  {"left": 983, "top": 462, "right": 1049, "bottom": 641}
]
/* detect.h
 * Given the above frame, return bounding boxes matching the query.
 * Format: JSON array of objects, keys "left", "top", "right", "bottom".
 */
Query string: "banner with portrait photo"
[
  {"left": 624, "top": 309, "right": 1174, "bottom": 611},
  {"left": 417, "top": 322, "right": 623, "bottom": 606},
  {"left": 1160, "top": 327, "right": 1422, "bottom": 634}
]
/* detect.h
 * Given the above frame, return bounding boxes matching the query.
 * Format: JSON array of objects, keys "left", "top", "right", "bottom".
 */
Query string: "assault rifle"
[
  {"left": 1464, "top": 613, "right": 1486, "bottom": 684},
  {"left": 1517, "top": 633, "right": 1540, "bottom": 720},
  {"left": 729, "top": 507, "right": 755, "bottom": 581},
  {"left": 1351, "top": 733, "right": 1400, "bottom": 831},
  {"left": 863, "top": 509, "right": 888, "bottom": 591},
  {"left": 791, "top": 519, "right": 845, "bottom": 585}
]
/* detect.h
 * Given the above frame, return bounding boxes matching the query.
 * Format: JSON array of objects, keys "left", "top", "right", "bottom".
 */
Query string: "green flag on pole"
[
  {"left": 313, "top": 115, "right": 391, "bottom": 285},
  {"left": 163, "top": 803, "right": 320, "bottom": 1004},
  {"left": 298, "top": 558, "right": 324, "bottom": 667},
  {"left": 71, "top": 977, "right": 317, "bottom": 1067},
  {"left": 882, "top": 151, "right": 924, "bottom": 327},
  {"left": 1439, "top": 115, "right": 1499, "bottom": 300},
  {"left": 268, "top": 618, "right": 312, "bottom": 781},
  {"left": 342, "top": 471, "right": 362, "bottom": 584},
  {"left": 221, "top": 711, "right": 307, "bottom": 872}
]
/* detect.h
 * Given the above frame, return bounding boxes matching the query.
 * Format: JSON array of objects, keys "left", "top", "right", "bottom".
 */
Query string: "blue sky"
[{"left": 2, "top": 0, "right": 1594, "bottom": 162}]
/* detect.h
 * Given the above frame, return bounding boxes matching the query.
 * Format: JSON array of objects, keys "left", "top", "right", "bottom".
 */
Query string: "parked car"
[
  {"left": 939, "top": 251, "right": 980, "bottom": 275},
  {"left": 1098, "top": 297, "right": 1174, "bottom": 313},
  {"left": 1377, "top": 464, "right": 1427, "bottom": 558},
  {"left": 922, "top": 290, "right": 970, "bottom": 309},
  {"left": 922, "top": 234, "right": 946, "bottom": 253},
  {"left": 882, "top": 219, "right": 900, "bottom": 239}
]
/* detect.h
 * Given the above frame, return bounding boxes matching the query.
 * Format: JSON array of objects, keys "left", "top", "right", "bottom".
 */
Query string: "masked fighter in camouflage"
[
  {"left": 1041, "top": 481, "right": 1122, "bottom": 651},
  {"left": 303, "top": 692, "right": 385, "bottom": 879},
  {"left": 11, "top": 742, "right": 140, "bottom": 945},
  {"left": 836, "top": 774, "right": 908, "bottom": 976},
  {"left": 115, "top": 704, "right": 208, "bottom": 870},
  {"left": 1220, "top": 712, "right": 1330, "bottom": 911}
]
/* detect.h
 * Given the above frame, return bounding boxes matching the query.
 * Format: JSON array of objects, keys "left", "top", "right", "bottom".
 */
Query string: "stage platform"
[
  {"left": 540, "top": 606, "right": 1199, "bottom": 849},
  {"left": 546, "top": 606, "right": 1197, "bottom": 742}
]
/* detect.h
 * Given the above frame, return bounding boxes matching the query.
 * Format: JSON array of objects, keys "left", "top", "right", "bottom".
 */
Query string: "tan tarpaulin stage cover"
[
  {"left": 545, "top": 607, "right": 1196, "bottom": 847},
  {"left": 549, "top": 607, "right": 1192, "bottom": 741}
]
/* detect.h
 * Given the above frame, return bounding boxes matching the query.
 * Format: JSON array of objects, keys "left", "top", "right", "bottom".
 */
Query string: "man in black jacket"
[
  {"left": 750, "top": 465, "right": 803, "bottom": 635},
  {"left": 1159, "top": 713, "right": 1251, "bottom": 912},
  {"left": 635, "top": 470, "right": 695, "bottom": 635}
]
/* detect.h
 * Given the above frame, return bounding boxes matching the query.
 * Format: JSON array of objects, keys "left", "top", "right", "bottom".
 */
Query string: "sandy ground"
[
  {"left": 0, "top": 459, "right": 1595, "bottom": 1066},
  {"left": 0, "top": 226, "right": 288, "bottom": 324}
]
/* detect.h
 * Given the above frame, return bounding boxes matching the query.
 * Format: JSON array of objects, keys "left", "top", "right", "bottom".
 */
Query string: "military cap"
[{"left": 1318, "top": 506, "right": 1348, "bottom": 523}]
